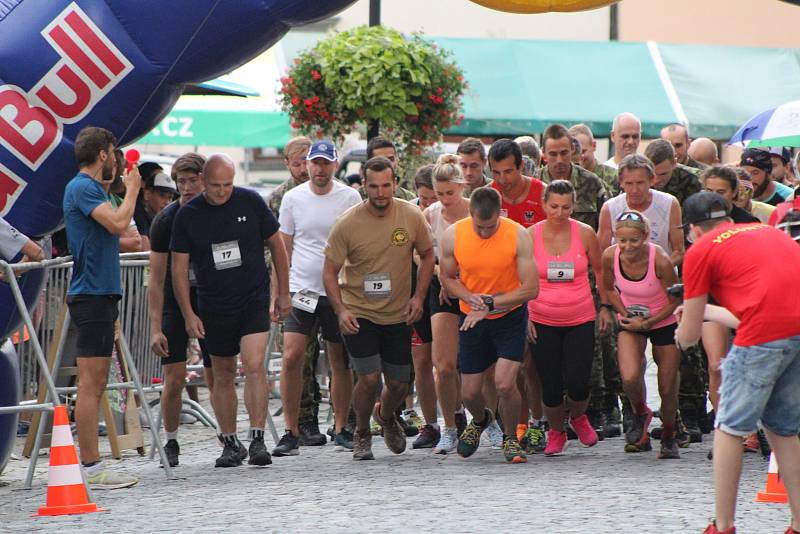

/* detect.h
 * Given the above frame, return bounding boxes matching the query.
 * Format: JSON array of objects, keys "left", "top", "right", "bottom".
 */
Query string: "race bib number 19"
[
  {"left": 212, "top": 241, "right": 242, "bottom": 270},
  {"left": 363, "top": 273, "right": 391, "bottom": 298}
]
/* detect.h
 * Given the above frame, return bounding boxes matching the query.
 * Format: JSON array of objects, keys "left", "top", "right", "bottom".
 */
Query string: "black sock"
[{"left": 82, "top": 460, "right": 100, "bottom": 468}]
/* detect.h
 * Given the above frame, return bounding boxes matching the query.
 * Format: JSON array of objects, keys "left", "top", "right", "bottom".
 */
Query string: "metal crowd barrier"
[{"left": 12, "top": 252, "right": 160, "bottom": 397}]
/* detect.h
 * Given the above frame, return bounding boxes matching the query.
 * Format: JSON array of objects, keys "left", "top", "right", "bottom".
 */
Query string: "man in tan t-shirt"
[{"left": 324, "top": 156, "right": 435, "bottom": 461}]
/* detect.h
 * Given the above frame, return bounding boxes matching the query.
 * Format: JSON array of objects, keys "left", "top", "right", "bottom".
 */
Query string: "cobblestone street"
[{"left": 0, "top": 381, "right": 789, "bottom": 534}]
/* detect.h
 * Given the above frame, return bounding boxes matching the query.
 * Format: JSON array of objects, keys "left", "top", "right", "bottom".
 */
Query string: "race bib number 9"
[
  {"left": 292, "top": 290, "right": 319, "bottom": 313},
  {"left": 363, "top": 273, "right": 392, "bottom": 299},
  {"left": 212, "top": 240, "right": 242, "bottom": 270},
  {"left": 547, "top": 261, "right": 575, "bottom": 282}
]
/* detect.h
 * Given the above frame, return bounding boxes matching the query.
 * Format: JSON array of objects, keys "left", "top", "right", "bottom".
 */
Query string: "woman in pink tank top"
[
  {"left": 601, "top": 210, "right": 681, "bottom": 459},
  {"left": 527, "top": 180, "right": 612, "bottom": 456}
]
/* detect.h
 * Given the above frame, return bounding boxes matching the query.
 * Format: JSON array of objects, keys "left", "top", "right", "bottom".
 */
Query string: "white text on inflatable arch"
[{"left": 0, "top": 2, "right": 133, "bottom": 181}]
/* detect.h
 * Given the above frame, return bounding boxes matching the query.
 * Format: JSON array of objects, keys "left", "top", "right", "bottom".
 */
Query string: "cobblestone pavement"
[{"left": 0, "top": 361, "right": 792, "bottom": 533}]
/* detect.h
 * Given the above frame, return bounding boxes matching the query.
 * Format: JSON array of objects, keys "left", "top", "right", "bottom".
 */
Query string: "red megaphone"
[{"left": 125, "top": 148, "right": 140, "bottom": 172}]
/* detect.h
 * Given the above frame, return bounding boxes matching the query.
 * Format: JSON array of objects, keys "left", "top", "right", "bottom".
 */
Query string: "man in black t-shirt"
[
  {"left": 148, "top": 153, "right": 215, "bottom": 467},
  {"left": 170, "top": 154, "right": 291, "bottom": 468}
]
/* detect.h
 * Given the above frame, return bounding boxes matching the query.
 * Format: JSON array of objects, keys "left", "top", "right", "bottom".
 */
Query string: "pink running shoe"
[
  {"left": 570, "top": 414, "right": 599, "bottom": 447},
  {"left": 544, "top": 429, "right": 568, "bottom": 456}
]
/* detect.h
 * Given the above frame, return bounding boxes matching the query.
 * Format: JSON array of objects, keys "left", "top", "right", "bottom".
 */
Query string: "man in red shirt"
[
  {"left": 675, "top": 192, "right": 800, "bottom": 534},
  {"left": 489, "top": 139, "right": 546, "bottom": 228}
]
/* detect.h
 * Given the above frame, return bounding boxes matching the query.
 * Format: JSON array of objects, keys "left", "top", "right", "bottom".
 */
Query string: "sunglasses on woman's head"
[{"left": 617, "top": 211, "right": 644, "bottom": 222}]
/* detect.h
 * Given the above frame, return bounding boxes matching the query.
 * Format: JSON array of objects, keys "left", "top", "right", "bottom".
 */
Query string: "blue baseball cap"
[{"left": 306, "top": 140, "right": 338, "bottom": 162}]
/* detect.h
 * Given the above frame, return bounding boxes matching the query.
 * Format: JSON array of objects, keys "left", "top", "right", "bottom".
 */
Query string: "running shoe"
[
  {"left": 625, "top": 407, "right": 653, "bottom": 447},
  {"left": 374, "top": 403, "right": 407, "bottom": 454},
  {"left": 624, "top": 432, "right": 653, "bottom": 453},
  {"left": 397, "top": 413, "right": 419, "bottom": 437},
  {"left": 743, "top": 432, "right": 760, "bottom": 453},
  {"left": 163, "top": 439, "right": 179, "bottom": 467},
  {"left": 602, "top": 408, "right": 621, "bottom": 438},
  {"left": 412, "top": 424, "right": 441, "bottom": 449},
  {"left": 248, "top": 437, "right": 273, "bottom": 466},
  {"left": 334, "top": 429, "right": 354, "bottom": 452},
  {"left": 502, "top": 436, "right": 527, "bottom": 464},
  {"left": 455, "top": 411, "right": 468, "bottom": 437},
  {"left": 236, "top": 439, "right": 248, "bottom": 462},
  {"left": 658, "top": 438, "right": 680, "bottom": 459},
  {"left": 485, "top": 419, "right": 504, "bottom": 450},
  {"left": 457, "top": 408, "right": 492, "bottom": 458},
  {"left": 403, "top": 409, "right": 425, "bottom": 432},
  {"left": 515, "top": 423, "right": 527, "bottom": 442},
  {"left": 215, "top": 441, "right": 244, "bottom": 468},
  {"left": 272, "top": 431, "right": 300, "bottom": 457},
  {"left": 544, "top": 429, "right": 568, "bottom": 456},
  {"left": 703, "top": 522, "right": 736, "bottom": 533},
  {"left": 522, "top": 425, "right": 547, "bottom": 454},
  {"left": 298, "top": 419, "right": 327, "bottom": 446},
  {"left": 370, "top": 418, "right": 383, "bottom": 436},
  {"left": 352, "top": 429, "right": 374, "bottom": 460},
  {"left": 569, "top": 414, "right": 599, "bottom": 447},
  {"left": 87, "top": 469, "right": 139, "bottom": 490},
  {"left": 433, "top": 427, "right": 457, "bottom": 455}
]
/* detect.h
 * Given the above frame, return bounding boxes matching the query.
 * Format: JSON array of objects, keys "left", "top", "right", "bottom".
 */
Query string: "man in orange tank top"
[{"left": 439, "top": 187, "right": 538, "bottom": 464}]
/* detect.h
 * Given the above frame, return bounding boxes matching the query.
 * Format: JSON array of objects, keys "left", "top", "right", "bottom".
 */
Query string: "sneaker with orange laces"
[
  {"left": 569, "top": 414, "right": 599, "bottom": 447},
  {"left": 544, "top": 429, "right": 568, "bottom": 456},
  {"left": 703, "top": 521, "right": 735, "bottom": 533},
  {"left": 516, "top": 423, "right": 527, "bottom": 442},
  {"left": 743, "top": 432, "right": 760, "bottom": 453}
]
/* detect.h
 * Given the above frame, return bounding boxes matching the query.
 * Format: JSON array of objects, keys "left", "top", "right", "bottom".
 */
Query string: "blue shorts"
[
  {"left": 458, "top": 305, "right": 527, "bottom": 374},
  {"left": 716, "top": 335, "right": 800, "bottom": 437}
]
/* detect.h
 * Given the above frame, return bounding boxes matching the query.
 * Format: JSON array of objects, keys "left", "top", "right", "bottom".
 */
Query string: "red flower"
[
  {"left": 291, "top": 97, "right": 300, "bottom": 105},
  {"left": 312, "top": 96, "right": 320, "bottom": 103},
  {"left": 304, "top": 98, "right": 314, "bottom": 106},
  {"left": 311, "top": 69, "right": 322, "bottom": 81},
  {"left": 291, "top": 121, "right": 299, "bottom": 129},
  {"left": 436, "top": 87, "right": 443, "bottom": 94}
]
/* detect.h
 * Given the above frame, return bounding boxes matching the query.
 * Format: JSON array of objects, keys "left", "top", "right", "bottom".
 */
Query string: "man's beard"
[{"left": 753, "top": 179, "right": 769, "bottom": 198}]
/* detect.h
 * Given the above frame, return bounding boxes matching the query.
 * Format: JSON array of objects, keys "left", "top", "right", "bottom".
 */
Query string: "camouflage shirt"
[
  {"left": 268, "top": 176, "right": 302, "bottom": 217},
  {"left": 541, "top": 164, "right": 607, "bottom": 230},
  {"left": 591, "top": 162, "right": 619, "bottom": 197},
  {"left": 657, "top": 164, "right": 702, "bottom": 206},
  {"left": 684, "top": 157, "right": 708, "bottom": 171}
]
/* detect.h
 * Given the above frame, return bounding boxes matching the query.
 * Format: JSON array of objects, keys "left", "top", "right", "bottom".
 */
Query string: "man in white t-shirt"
[
  {"left": 598, "top": 154, "right": 684, "bottom": 266},
  {"left": 604, "top": 112, "right": 642, "bottom": 170},
  {"left": 272, "top": 140, "right": 362, "bottom": 456}
]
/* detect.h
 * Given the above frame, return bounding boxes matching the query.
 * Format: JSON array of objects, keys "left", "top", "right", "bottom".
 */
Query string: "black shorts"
[
  {"left": 342, "top": 319, "right": 412, "bottom": 382},
  {"left": 458, "top": 305, "right": 527, "bottom": 374},
  {"left": 413, "top": 295, "right": 432, "bottom": 344},
  {"left": 284, "top": 295, "right": 341, "bottom": 343},
  {"left": 67, "top": 295, "right": 119, "bottom": 357},
  {"left": 428, "top": 275, "right": 459, "bottom": 316},
  {"left": 199, "top": 298, "right": 270, "bottom": 357},
  {"left": 162, "top": 293, "right": 211, "bottom": 367},
  {"left": 632, "top": 322, "right": 678, "bottom": 347}
]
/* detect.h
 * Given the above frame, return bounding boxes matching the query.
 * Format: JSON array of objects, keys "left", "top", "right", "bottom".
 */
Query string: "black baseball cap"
[
  {"left": 768, "top": 146, "right": 792, "bottom": 164},
  {"left": 740, "top": 148, "right": 772, "bottom": 173},
  {"left": 680, "top": 191, "right": 730, "bottom": 228}
]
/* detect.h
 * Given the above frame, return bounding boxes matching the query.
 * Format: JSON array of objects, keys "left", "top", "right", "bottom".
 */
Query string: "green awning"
[
  {"left": 436, "top": 37, "right": 678, "bottom": 138},
  {"left": 657, "top": 43, "right": 800, "bottom": 139},
  {"left": 138, "top": 96, "right": 290, "bottom": 148},
  {"left": 437, "top": 37, "right": 800, "bottom": 140}
]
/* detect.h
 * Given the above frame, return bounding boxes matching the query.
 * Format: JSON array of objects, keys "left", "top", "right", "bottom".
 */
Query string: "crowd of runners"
[{"left": 43, "top": 113, "right": 800, "bottom": 533}]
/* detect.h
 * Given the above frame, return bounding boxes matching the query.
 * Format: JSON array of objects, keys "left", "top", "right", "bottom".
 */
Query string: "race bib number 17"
[{"left": 212, "top": 241, "right": 242, "bottom": 270}]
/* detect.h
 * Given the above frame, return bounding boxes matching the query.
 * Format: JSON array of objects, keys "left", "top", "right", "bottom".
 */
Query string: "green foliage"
[{"left": 279, "top": 25, "right": 467, "bottom": 159}]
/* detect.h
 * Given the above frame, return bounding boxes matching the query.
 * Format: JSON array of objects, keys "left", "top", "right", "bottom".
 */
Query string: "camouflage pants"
[
  {"left": 276, "top": 322, "right": 321, "bottom": 423},
  {"left": 588, "top": 322, "right": 625, "bottom": 413}
]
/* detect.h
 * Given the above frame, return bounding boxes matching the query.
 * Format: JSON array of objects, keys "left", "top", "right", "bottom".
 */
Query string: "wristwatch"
[
  {"left": 481, "top": 295, "right": 495, "bottom": 311},
  {"left": 600, "top": 303, "right": 614, "bottom": 311}
]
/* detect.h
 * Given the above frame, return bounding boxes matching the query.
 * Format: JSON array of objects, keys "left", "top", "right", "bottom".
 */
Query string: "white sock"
[
  {"left": 83, "top": 461, "right": 104, "bottom": 476},
  {"left": 165, "top": 429, "right": 178, "bottom": 441}
]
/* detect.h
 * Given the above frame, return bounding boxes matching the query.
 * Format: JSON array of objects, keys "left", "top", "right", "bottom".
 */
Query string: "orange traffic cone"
[
  {"left": 756, "top": 452, "right": 789, "bottom": 504},
  {"left": 36, "top": 405, "right": 102, "bottom": 516}
]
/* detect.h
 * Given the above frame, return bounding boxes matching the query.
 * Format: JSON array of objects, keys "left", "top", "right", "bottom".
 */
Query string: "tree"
[{"left": 279, "top": 25, "right": 467, "bottom": 164}]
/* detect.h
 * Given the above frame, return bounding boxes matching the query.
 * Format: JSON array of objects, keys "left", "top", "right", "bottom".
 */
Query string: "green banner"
[{"left": 138, "top": 106, "right": 290, "bottom": 148}]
